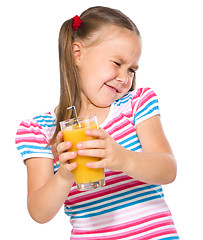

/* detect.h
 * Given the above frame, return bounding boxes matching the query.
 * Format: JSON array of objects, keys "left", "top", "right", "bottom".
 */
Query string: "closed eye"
[
  {"left": 129, "top": 65, "right": 139, "bottom": 74},
  {"left": 114, "top": 61, "right": 121, "bottom": 67},
  {"left": 129, "top": 68, "right": 135, "bottom": 74}
]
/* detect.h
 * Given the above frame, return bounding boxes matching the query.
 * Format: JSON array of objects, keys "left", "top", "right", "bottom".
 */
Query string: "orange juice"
[{"left": 61, "top": 116, "right": 105, "bottom": 190}]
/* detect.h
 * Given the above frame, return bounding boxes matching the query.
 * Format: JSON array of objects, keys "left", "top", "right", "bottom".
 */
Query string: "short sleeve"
[
  {"left": 132, "top": 88, "right": 160, "bottom": 127},
  {"left": 15, "top": 119, "right": 54, "bottom": 162}
]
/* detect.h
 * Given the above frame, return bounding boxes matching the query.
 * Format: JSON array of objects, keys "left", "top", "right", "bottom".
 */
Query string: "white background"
[{"left": 1, "top": 0, "right": 202, "bottom": 239}]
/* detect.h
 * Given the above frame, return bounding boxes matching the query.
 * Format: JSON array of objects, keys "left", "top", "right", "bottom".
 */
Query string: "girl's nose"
[{"left": 116, "top": 70, "right": 128, "bottom": 85}]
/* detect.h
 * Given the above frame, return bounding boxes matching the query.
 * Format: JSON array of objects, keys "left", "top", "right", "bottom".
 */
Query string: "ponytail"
[{"left": 49, "top": 19, "right": 81, "bottom": 146}]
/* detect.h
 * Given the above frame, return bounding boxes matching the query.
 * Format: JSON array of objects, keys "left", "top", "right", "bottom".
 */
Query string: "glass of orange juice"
[{"left": 60, "top": 116, "right": 105, "bottom": 191}]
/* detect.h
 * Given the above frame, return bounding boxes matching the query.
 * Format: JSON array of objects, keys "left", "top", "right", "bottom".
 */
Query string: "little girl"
[{"left": 16, "top": 6, "right": 179, "bottom": 239}]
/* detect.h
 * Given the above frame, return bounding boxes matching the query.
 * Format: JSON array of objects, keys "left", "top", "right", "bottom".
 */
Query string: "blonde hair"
[{"left": 50, "top": 6, "right": 141, "bottom": 146}]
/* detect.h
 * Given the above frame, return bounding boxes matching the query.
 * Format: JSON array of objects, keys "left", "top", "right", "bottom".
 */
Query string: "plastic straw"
[{"left": 67, "top": 105, "right": 81, "bottom": 127}]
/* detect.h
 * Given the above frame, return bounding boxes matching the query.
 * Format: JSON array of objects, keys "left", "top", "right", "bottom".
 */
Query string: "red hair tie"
[{"left": 71, "top": 15, "right": 81, "bottom": 30}]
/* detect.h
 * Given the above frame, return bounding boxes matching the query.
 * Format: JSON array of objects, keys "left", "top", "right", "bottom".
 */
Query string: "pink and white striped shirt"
[{"left": 16, "top": 88, "right": 179, "bottom": 239}]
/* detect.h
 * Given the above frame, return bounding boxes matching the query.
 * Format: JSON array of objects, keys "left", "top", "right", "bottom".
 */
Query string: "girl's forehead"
[
  {"left": 104, "top": 28, "right": 142, "bottom": 64},
  {"left": 97, "top": 27, "right": 141, "bottom": 52}
]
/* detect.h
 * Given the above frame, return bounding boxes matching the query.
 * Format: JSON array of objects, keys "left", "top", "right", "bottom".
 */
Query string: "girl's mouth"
[{"left": 105, "top": 83, "right": 119, "bottom": 93}]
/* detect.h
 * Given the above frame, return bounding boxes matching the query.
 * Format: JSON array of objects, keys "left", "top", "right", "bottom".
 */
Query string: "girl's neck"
[{"left": 79, "top": 105, "right": 110, "bottom": 126}]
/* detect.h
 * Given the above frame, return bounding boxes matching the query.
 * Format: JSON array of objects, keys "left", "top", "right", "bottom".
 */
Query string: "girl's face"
[{"left": 75, "top": 26, "right": 142, "bottom": 109}]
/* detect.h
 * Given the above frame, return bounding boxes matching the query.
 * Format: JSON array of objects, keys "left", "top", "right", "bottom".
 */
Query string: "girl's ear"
[{"left": 72, "top": 41, "right": 83, "bottom": 66}]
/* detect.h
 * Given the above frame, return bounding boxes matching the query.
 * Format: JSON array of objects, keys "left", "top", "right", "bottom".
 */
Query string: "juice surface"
[{"left": 62, "top": 122, "right": 104, "bottom": 184}]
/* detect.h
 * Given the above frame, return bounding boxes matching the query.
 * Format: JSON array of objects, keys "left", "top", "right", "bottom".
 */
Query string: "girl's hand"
[
  {"left": 76, "top": 128, "right": 127, "bottom": 172},
  {"left": 56, "top": 131, "right": 77, "bottom": 182}
]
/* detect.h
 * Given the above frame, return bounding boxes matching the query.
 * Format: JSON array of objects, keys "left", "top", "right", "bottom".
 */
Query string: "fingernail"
[
  {"left": 85, "top": 129, "right": 91, "bottom": 135},
  {"left": 71, "top": 151, "right": 77, "bottom": 157},
  {"left": 66, "top": 141, "right": 71, "bottom": 146},
  {"left": 71, "top": 162, "right": 77, "bottom": 168},
  {"left": 86, "top": 162, "right": 92, "bottom": 168},
  {"left": 76, "top": 142, "right": 82, "bottom": 148},
  {"left": 78, "top": 150, "right": 84, "bottom": 155}
]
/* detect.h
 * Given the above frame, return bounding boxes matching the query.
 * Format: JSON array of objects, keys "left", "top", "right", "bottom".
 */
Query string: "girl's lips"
[{"left": 105, "top": 83, "right": 119, "bottom": 93}]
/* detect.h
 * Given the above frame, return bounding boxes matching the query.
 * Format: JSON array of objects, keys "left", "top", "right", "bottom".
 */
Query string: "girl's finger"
[
  {"left": 57, "top": 141, "right": 72, "bottom": 154},
  {"left": 56, "top": 131, "right": 64, "bottom": 144},
  {"left": 76, "top": 139, "right": 105, "bottom": 150},
  {"left": 78, "top": 149, "right": 105, "bottom": 158},
  {"left": 85, "top": 128, "right": 108, "bottom": 139},
  {"left": 59, "top": 151, "right": 77, "bottom": 164},
  {"left": 67, "top": 162, "right": 77, "bottom": 171},
  {"left": 86, "top": 160, "right": 105, "bottom": 169}
]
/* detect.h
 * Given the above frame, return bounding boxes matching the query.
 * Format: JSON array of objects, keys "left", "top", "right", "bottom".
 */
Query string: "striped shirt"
[{"left": 15, "top": 88, "right": 179, "bottom": 239}]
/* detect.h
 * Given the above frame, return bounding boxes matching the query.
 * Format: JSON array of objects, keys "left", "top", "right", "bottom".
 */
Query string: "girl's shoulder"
[
  {"left": 114, "top": 87, "right": 158, "bottom": 108},
  {"left": 15, "top": 110, "right": 56, "bottom": 162},
  {"left": 110, "top": 87, "right": 159, "bottom": 127},
  {"left": 18, "top": 110, "right": 56, "bottom": 131},
  {"left": 131, "top": 87, "right": 160, "bottom": 126},
  {"left": 32, "top": 111, "right": 56, "bottom": 129}
]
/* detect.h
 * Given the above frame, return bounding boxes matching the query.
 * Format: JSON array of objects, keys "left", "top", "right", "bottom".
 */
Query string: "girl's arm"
[
  {"left": 121, "top": 115, "right": 177, "bottom": 184},
  {"left": 26, "top": 132, "right": 77, "bottom": 224},
  {"left": 77, "top": 115, "right": 177, "bottom": 185}
]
